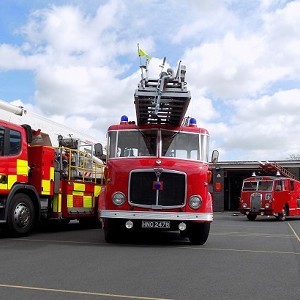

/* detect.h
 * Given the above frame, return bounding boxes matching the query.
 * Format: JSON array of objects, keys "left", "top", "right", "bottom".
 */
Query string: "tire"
[
  {"left": 188, "top": 222, "right": 210, "bottom": 245},
  {"left": 276, "top": 207, "right": 287, "bottom": 221},
  {"left": 7, "top": 193, "right": 36, "bottom": 237},
  {"left": 247, "top": 214, "right": 257, "bottom": 221},
  {"left": 104, "top": 219, "right": 120, "bottom": 243},
  {"left": 79, "top": 217, "right": 102, "bottom": 229}
]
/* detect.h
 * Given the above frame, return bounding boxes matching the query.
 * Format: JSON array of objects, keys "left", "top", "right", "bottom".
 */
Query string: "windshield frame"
[
  {"left": 107, "top": 128, "right": 209, "bottom": 162},
  {"left": 242, "top": 180, "right": 274, "bottom": 192}
]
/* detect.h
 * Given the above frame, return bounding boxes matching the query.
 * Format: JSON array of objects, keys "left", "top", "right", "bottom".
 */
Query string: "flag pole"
[{"left": 137, "top": 43, "right": 144, "bottom": 80}]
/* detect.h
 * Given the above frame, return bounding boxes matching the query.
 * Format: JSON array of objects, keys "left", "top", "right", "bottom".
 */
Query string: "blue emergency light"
[
  {"left": 120, "top": 115, "right": 128, "bottom": 124},
  {"left": 189, "top": 117, "right": 197, "bottom": 126}
]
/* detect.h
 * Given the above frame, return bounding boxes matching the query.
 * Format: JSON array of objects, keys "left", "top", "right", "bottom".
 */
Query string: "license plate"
[{"left": 142, "top": 220, "right": 170, "bottom": 229}]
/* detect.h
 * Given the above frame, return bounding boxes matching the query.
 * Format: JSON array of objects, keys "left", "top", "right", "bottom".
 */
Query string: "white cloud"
[
  {"left": 1, "top": 0, "right": 300, "bottom": 161},
  {"left": 213, "top": 89, "right": 300, "bottom": 160}
]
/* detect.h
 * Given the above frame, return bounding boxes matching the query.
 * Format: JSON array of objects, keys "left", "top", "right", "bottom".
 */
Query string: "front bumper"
[
  {"left": 100, "top": 210, "right": 213, "bottom": 222},
  {"left": 240, "top": 209, "right": 274, "bottom": 216}
]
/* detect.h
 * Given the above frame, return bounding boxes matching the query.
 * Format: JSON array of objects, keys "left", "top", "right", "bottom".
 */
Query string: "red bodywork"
[
  {"left": 0, "top": 119, "right": 103, "bottom": 236},
  {"left": 99, "top": 122, "right": 213, "bottom": 244},
  {"left": 240, "top": 175, "right": 300, "bottom": 220}
]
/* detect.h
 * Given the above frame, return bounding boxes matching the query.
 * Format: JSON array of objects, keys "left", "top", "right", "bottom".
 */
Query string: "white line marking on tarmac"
[
  {"left": 12, "top": 238, "right": 103, "bottom": 245},
  {"left": 211, "top": 232, "right": 293, "bottom": 238},
  {"left": 287, "top": 222, "right": 300, "bottom": 243},
  {"left": 0, "top": 284, "right": 173, "bottom": 300},
  {"left": 178, "top": 246, "right": 300, "bottom": 255}
]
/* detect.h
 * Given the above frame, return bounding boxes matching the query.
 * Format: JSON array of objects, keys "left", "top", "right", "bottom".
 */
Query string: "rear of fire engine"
[
  {"left": 0, "top": 102, "right": 104, "bottom": 236},
  {"left": 240, "top": 162, "right": 300, "bottom": 221},
  {"left": 99, "top": 58, "right": 214, "bottom": 245}
]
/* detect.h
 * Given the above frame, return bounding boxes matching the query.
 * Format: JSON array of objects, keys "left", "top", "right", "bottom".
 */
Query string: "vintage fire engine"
[
  {"left": 99, "top": 57, "right": 216, "bottom": 244},
  {"left": 0, "top": 101, "right": 105, "bottom": 236},
  {"left": 240, "top": 161, "right": 300, "bottom": 220}
]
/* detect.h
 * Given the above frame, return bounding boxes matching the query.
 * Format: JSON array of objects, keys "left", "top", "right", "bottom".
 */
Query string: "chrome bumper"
[{"left": 100, "top": 210, "right": 213, "bottom": 221}]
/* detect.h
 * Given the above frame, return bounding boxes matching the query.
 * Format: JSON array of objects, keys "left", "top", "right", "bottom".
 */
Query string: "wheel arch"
[
  {"left": 284, "top": 203, "right": 290, "bottom": 216},
  {"left": 5, "top": 184, "right": 41, "bottom": 222}
]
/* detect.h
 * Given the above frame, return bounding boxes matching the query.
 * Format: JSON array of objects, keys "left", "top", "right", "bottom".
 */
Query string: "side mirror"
[{"left": 211, "top": 150, "right": 219, "bottom": 164}]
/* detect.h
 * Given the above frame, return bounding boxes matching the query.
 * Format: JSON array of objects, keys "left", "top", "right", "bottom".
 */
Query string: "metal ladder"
[
  {"left": 134, "top": 59, "right": 191, "bottom": 126},
  {"left": 259, "top": 161, "right": 297, "bottom": 179}
]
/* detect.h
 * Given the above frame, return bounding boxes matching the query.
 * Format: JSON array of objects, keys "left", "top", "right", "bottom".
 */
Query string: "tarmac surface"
[{"left": 0, "top": 212, "right": 299, "bottom": 300}]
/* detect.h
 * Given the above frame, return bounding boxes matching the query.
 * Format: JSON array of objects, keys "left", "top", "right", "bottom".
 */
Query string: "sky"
[{"left": 1, "top": 0, "right": 300, "bottom": 161}]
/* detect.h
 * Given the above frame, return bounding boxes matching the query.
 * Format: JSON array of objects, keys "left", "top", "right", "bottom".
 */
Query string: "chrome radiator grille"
[
  {"left": 250, "top": 193, "right": 262, "bottom": 212},
  {"left": 129, "top": 170, "right": 186, "bottom": 208}
]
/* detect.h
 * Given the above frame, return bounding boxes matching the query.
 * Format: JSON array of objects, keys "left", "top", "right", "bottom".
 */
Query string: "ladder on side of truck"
[
  {"left": 134, "top": 59, "right": 191, "bottom": 126},
  {"left": 259, "top": 161, "right": 297, "bottom": 179}
]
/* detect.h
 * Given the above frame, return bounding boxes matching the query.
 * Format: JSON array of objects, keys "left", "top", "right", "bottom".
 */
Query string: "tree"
[{"left": 287, "top": 154, "right": 300, "bottom": 160}]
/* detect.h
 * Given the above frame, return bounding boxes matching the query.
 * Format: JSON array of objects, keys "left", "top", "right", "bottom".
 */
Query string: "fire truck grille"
[
  {"left": 129, "top": 171, "right": 186, "bottom": 207},
  {"left": 250, "top": 193, "right": 262, "bottom": 212}
]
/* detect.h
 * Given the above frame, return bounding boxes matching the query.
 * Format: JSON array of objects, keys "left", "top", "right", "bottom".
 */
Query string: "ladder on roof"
[
  {"left": 134, "top": 58, "right": 191, "bottom": 126},
  {"left": 259, "top": 161, "right": 297, "bottom": 179}
]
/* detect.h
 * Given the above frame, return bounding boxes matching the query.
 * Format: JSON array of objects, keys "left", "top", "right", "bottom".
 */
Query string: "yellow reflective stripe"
[
  {"left": 42, "top": 167, "right": 54, "bottom": 194},
  {"left": 50, "top": 167, "right": 54, "bottom": 180},
  {"left": 41, "top": 180, "right": 51, "bottom": 195},
  {"left": 17, "top": 159, "right": 28, "bottom": 176},
  {"left": 83, "top": 195, "right": 93, "bottom": 208},
  {"left": 73, "top": 191, "right": 84, "bottom": 196},
  {"left": 53, "top": 194, "right": 62, "bottom": 213},
  {"left": 0, "top": 183, "right": 8, "bottom": 190},
  {"left": 94, "top": 185, "right": 101, "bottom": 197},
  {"left": 73, "top": 183, "right": 85, "bottom": 191},
  {"left": 67, "top": 195, "right": 73, "bottom": 208},
  {"left": 8, "top": 175, "right": 17, "bottom": 189}
]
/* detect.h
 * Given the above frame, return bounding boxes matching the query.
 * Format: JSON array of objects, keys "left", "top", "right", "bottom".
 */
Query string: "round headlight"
[
  {"left": 242, "top": 202, "right": 247, "bottom": 208},
  {"left": 265, "top": 203, "right": 270, "bottom": 209},
  {"left": 188, "top": 195, "right": 202, "bottom": 209},
  {"left": 112, "top": 192, "right": 126, "bottom": 206}
]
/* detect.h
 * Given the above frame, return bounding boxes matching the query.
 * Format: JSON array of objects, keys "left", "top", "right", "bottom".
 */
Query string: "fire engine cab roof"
[
  {"left": 107, "top": 123, "right": 209, "bottom": 134},
  {"left": 244, "top": 176, "right": 294, "bottom": 181}
]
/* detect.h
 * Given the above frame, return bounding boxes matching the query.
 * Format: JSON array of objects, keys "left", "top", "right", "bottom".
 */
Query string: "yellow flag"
[{"left": 138, "top": 48, "right": 150, "bottom": 60}]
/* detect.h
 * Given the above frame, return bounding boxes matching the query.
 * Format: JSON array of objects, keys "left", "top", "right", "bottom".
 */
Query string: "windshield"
[
  {"left": 161, "top": 130, "right": 208, "bottom": 161},
  {"left": 242, "top": 180, "right": 273, "bottom": 192},
  {"left": 108, "top": 130, "right": 157, "bottom": 158},
  {"left": 258, "top": 181, "right": 273, "bottom": 191},
  {"left": 108, "top": 129, "right": 209, "bottom": 161}
]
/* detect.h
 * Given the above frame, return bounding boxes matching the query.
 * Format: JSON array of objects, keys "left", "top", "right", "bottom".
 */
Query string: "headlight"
[
  {"left": 265, "top": 203, "right": 270, "bottom": 209},
  {"left": 188, "top": 195, "right": 202, "bottom": 209},
  {"left": 112, "top": 192, "right": 126, "bottom": 206},
  {"left": 242, "top": 202, "right": 247, "bottom": 208}
]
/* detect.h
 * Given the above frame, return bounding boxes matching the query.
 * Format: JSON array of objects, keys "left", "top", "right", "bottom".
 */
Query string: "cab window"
[
  {"left": 0, "top": 128, "right": 4, "bottom": 156},
  {"left": 9, "top": 130, "right": 21, "bottom": 156},
  {"left": 290, "top": 180, "right": 294, "bottom": 191}
]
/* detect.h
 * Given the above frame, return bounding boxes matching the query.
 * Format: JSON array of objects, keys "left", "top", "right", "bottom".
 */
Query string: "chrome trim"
[
  {"left": 100, "top": 210, "right": 213, "bottom": 221},
  {"left": 128, "top": 203, "right": 186, "bottom": 210},
  {"left": 128, "top": 168, "right": 187, "bottom": 208},
  {"left": 68, "top": 208, "right": 93, "bottom": 214}
]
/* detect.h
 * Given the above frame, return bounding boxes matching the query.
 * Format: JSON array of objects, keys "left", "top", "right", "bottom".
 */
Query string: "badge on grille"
[
  {"left": 153, "top": 181, "right": 163, "bottom": 190},
  {"left": 154, "top": 168, "right": 163, "bottom": 177}
]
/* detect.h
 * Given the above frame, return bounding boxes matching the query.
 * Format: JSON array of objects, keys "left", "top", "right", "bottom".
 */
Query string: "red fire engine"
[
  {"left": 240, "top": 161, "right": 300, "bottom": 220},
  {"left": 99, "top": 57, "right": 216, "bottom": 244},
  {"left": 0, "top": 101, "right": 105, "bottom": 236}
]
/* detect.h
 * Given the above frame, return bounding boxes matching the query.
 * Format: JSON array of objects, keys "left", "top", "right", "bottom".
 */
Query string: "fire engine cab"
[
  {"left": 240, "top": 161, "right": 300, "bottom": 220},
  {"left": 0, "top": 101, "right": 105, "bottom": 236},
  {"left": 99, "top": 57, "right": 216, "bottom": 244}
]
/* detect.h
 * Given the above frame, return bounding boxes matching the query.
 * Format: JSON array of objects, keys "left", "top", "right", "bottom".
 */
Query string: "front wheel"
[
  {"left": 7, "top": 193, "right": 36, "bottom": 237},
  {"left": 79, "top": 217, "right": 102, "bottom": 229},
  {"left": 103, "top": 219, "right": 121, "bottom": 243},
  {"left": 247, "top": 214, "right": 257, "bottom": 221},
  {"left": 188, "top": 222, "right": 210, "bottom": 245},
  {"left": 276, "top": 206, "right": 287, "bottom": 221}
]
